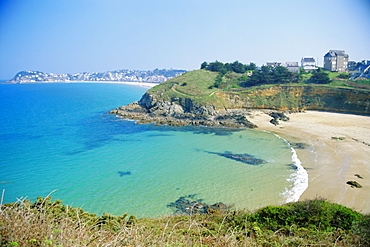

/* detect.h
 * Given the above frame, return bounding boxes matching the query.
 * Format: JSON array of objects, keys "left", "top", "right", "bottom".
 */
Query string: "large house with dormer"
[{"left": 324, "top": 50, "right": 349, "bottom": 72}]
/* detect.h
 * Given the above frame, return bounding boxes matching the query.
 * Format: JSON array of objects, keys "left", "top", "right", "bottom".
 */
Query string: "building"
[
  {"left": 350, "top": 60, "right": 370, "bottom": 79},
  {"left": 348, "top": 61, "right": 358, "bottom": 71},
  {"left": 323, "top": 50, "right": 349, "bottom": 72},
  {"left": 265, "top": 61, "right": 299, "bottom": 73},
  {"left": 266, "top": 62, "right": 281, "bottom": 67},
  {"left": 301, "top": 57, "right": 316, "bottom": 71},
  {"left": 281, "top": 62, "right": 300, "bottom": 73}
]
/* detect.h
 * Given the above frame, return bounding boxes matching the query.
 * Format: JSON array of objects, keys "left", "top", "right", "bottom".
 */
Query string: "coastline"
[
  {"left": 2, "top": 81, "right": 159, "bottom": 88},
  {"left": 73, "top": 81, "right": 159, "bottom": 88},
  {"left": 249, "top": 110, "right": 370, "bottom": 214}
]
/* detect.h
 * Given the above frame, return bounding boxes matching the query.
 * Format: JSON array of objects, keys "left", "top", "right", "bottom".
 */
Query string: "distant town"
[{"left": 5, "top": 68, "right": 188, "bottom": 84}]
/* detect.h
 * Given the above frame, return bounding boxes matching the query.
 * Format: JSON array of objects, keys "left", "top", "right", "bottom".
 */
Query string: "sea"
[{"left": 0, "top": 83, "right": 308, "bottom": 218}]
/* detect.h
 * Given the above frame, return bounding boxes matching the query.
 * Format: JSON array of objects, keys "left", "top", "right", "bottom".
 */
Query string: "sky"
[{"left": 0, "top": 0, "right": 369, "bottom": 80}]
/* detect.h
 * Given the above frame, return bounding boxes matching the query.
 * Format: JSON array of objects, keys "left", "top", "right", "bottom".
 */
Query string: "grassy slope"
[
  {"left": 148, "top": 70, "right": 230, "bottom": 107},
  {"left": 148, "top": 69, "right": 218, "bottom": 96}
]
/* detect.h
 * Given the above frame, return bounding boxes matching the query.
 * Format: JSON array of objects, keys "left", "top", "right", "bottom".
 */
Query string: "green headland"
[{"left": 110, "top": 61, "right": 370, "bottom": 128}]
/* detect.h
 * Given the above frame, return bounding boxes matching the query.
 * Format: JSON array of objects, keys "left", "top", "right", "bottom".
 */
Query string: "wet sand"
[{"left": 249, "top": 110, "right": 370, "bottom": 214}]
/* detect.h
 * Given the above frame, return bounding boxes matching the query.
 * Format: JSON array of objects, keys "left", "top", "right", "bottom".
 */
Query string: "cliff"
[{"left": 110, "top": 70, "right": 370, "bottom": 128}]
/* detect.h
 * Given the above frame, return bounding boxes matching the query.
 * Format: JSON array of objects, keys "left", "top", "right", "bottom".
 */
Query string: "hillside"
[{"left": 110, "top": 69, "right": 370, "bottom": 128}]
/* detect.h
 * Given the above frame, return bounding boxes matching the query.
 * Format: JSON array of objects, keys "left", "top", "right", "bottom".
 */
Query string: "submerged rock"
[
  {"left": 291, "top": 142, "right": 307, "bottom": 149},
  {"left": 167, "top": 194, "right": 231, "bottom": 215},
  {"left": 206, "top": 151, "right": 267, "bottom": 165}
]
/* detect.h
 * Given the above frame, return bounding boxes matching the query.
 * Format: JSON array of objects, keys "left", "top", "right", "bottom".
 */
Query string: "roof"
[
  {"left": 285, "top": 61, "right": 299, "bottom": 67},
  {"left": 324, "top": 50, "right": 349, "bottom": 57},
  {"left": 302, "top": 57, "right": 315, "bottom": 63}
]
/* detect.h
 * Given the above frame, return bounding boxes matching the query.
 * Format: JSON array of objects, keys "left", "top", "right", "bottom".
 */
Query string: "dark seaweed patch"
[
  {"left": 205, "top": 151, "right": 267, "bottom": 165},
  {"left": 118, "top": 171, "right": 132, "bottom": 177},
  {"left": 167, "top": 194, "right": 230, "bottom": 215}
]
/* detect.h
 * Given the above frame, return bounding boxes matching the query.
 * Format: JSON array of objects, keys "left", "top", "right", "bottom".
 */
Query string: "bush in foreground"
[{"left": 1, "top": 197, "right": 369, "bottom": 246}]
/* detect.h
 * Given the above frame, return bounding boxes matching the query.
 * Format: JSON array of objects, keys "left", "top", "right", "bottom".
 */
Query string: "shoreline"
[
  {"left": 273, "top": 133, "right": 309, "bottom": 204},
  {"left": 2, "top": 81, "right": 159, "bottom": 88},
  {"left": 249, "top": 110, "right": 370, "bottom": 214}
]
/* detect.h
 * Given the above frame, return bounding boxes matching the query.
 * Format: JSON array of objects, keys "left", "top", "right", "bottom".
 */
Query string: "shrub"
[
  {"left": 252, "top": 199, "right": 363, "bottom": 231},
  {"left": 353, "top": 214, "right": 370, "bottom": 246}
]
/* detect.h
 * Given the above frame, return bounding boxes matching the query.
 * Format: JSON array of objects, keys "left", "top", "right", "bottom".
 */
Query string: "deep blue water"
[{"left": 0, "top": 83, "right": 305, "bottom": 217}]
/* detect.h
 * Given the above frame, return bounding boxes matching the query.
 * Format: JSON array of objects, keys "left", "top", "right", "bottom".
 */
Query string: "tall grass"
[{"left": 1, "top": 194, "right": 369, "bottom": 246}]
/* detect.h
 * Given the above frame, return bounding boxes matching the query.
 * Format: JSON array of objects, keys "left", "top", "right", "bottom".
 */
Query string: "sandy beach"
[{"left": 249, "top": 110, "right": 370, "bottom": 214}]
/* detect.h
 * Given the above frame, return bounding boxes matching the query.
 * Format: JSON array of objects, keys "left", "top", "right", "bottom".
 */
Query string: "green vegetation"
[
  {"left": 308, "top": 70, "right": 331, "bottom": 84},
  {"left": 197, "top": 60, "right": 369, "bottom": 90},
  {"left": 149, "top": 62, "right": 370, "bottom": 102},
  {"left": 1, "top": 197, "right": 369, "bottom": 246},
  {"left": 201, "top": 60, "right": 256, "bottom": 74},
  {"left": 331, "top": 136, "right": 346, "bottom": 140},
  {"left": 148, "top": 69, "right": 218, "bottom": 96}
]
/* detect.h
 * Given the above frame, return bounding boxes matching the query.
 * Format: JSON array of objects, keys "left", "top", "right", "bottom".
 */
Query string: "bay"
[{"left": 0, "top": 83, "right": 303, "bottom": 218}]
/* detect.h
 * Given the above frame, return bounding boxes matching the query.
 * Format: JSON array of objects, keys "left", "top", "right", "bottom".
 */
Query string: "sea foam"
[{"left": 271, "top": 133, "right": 309, "bottom": 203}]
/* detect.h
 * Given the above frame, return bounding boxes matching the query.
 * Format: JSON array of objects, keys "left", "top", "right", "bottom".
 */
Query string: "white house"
[{"left": 301, "top": 57, "right": 316, "bottom": 71}]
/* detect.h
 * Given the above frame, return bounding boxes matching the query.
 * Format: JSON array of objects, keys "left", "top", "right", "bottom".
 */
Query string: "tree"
[
  {"left": 201, "top": 61, "right": 256, "bottom": 74},
  {"left": 231, "top": 61, "right": 246, "bottom": 73},
  {"left": 200, "top": 62, "right": 208, "bottom": 69},
  {"left": 208, "top": 61, "right": 224, "bottom": 72},
  {"left": 243, "top": 69, "right": 262, "bottom": 86},
  {"left": 273, "top": 66, "right": 293, "bottom": 84},
  {"left": 309, "top": 71, "right": 331, "bottom": 84},
  {"left": 245, "top": 62, "right": 257, "bottom": 71},
  {"left": 260, "top": 65, "right": 274, "bottom": 84}
]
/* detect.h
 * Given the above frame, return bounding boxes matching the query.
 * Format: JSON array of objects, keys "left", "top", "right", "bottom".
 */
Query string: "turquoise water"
[{"left": 0, "top": 83, "right": 305, "bottom": 218}]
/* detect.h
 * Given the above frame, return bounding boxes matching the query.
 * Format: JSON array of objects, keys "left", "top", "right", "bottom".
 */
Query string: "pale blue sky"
[{"left": 0, "top": 0, "right": 369, "bottom": 80}]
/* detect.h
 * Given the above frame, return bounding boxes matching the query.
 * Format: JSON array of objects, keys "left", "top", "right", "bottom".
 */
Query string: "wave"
[
  {"left": 284, "top": 143, "right": 309, "bottom": 202},
  {"left": 269, "top": 132, "right": 309, "bottom": 203}
]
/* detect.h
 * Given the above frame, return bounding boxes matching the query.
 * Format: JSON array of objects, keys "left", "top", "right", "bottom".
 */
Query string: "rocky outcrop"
[
  {"left": 109, "top": 98, "right": 257, "bottom": 128},
  {"left": 347, "top": 180, "right": 363, "bottom": 188},
  {"left": 269, "top": 112, "right": 290, "bottom": 125}
]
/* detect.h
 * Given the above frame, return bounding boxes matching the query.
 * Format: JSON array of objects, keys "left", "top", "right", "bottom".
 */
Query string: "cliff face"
[
  {"left": 216, "top": 86, "right": 370, "bottom": 114},
  {"left": 110, "top": 70, "right": 370, "bottom": 128}
]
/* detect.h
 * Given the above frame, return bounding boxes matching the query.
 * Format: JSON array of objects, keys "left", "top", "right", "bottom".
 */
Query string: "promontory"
[{"left": 109, "top": 62, "right": 370, "bottom": 127}]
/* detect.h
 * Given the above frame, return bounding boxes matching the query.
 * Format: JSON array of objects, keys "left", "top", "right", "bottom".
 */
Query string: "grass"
[
  {"left": 150, "top": 70, "right": 219, "bottom": 96},
  {"left": 1, "top": 196, "right": 369, "bottom": 246}
]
